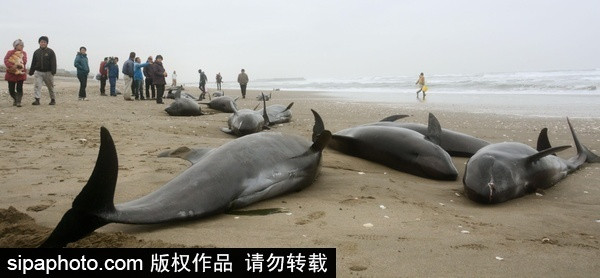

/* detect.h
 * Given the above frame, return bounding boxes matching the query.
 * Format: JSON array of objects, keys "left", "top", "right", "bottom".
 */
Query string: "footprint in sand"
[{"left": 295, "top": 211, "right": 325, "bottom": 225}]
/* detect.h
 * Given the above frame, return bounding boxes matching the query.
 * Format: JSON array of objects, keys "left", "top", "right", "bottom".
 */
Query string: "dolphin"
[
  {"left": 366, "top": 115, "right": 490, "bottom": 157},
  {"left": 256, "top": 92, "right": 272, "bottom": 101},
  {"left": 221, "top": 94, "right": 270, "bottom": 136},
  {"left": 39, "top": 110, "right": 332, "bottom": 248},
  {"left": 258, "top": 102, "right": 294, "bottom": 125},
  {"left": 164, "top": 89, "right": 203, "bottom": 116},
  {"left": 329, "top": 113, "right": 458, "bottom": 180},
  {"left": 463, "top": 118, "right": 600, "bottom": 204},
  {"left": 200, "top": 96, "right": 239, "bottom": 113},
  {"left": 212, "top": 91, "right": 224, "bottom": 97}
]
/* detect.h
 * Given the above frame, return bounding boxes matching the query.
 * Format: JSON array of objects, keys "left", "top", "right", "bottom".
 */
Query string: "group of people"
[{"left": 98, "top": 52, "right": 168, "bottom": 104}]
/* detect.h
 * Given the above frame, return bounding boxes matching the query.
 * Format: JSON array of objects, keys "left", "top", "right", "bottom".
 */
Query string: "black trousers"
[
  {"left": 240, "top": 84, "right": 247, "bottom": 98},
  {"left": 8, "top": 81, "right": 24, "bottom": 100},
  {"left": 156, "top": 84, "right": 165, "bottom": 103},
  {"left": 100, "top": 75, "right": 107, "bottom": 94},
  {"left": 77, "top": 73, "right": 87, "bottom": 98},
  {"left": 145, "top": 78, "right": 156, "bottom": 98}
]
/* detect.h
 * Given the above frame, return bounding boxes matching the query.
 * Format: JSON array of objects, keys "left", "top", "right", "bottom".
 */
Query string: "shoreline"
[{"left": 1, "top": 78, "right": 599, "bottom": 276}]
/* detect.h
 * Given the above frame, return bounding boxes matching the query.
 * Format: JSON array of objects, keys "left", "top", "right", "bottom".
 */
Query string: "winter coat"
[
  {"left": 99, "top": 61, "right": 108, "bottom": 76},
  {"left": 122, "top": 58, "right": 134, "bottom": 77},
  {"left": 4, "top": 49, "right": 28, "bottom": 82},
  {"left": 237, "top": 72, "right": 249, "bottom": 85},
  {"left": 106, "top": 62, "right": 119, "bottom": 79},
  {"left": 133, "top": 62, "right": 150, "bottom": 80},
  {"left": 28, "top": 47, "right": 56, "bottom": 75},
  {"left": 149, "top": 61, "right": 166, "bottom": 85},
  {"left": 74, "top": 53, "right": 89, "bottom": 75}
]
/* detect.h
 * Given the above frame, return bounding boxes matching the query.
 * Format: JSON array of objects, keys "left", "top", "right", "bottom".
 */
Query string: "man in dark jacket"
[
  {"left": 74, "top": 46, "right": 90, "bottom": 100},
  {"left": 122, "top": 52, "right": 135, "bottom": 100},
  {"left": 28, "top": 36, "right": 57, "bottom": 105},
  {"left": 143, "top": 56, "right": 155, "bottom": 99},
  {"left": 149, "top": 55, "right": 167, "bottom": 104}
]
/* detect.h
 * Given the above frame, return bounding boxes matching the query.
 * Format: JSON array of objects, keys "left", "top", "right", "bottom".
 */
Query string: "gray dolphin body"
[
  {"left": 256, "top": 92, "right": 272, "bottom": 101},
  {"left": 165, "top": 98, "right": 203, "bottom": 116},
  {"left": 40, "top": 110, "right": 332, "bottom": 248},
  {"left": 212, "top": 91, "right": 224, "bottom": 97},
  {"left": 463, "top": 118, "right": 600, "bottom": 204},
  {"left": 366, "top": 116, "right": 489, "bottom": 157},
  {"left": 329, "top": 113, "right": 458, "bottom": 180},
  {"left": 222, "top": 95, "right": 270, "bottom": 136},
  {"left": 202, "top": 96, "right": 238, "bottom": 113},
  {"left": 258, "top": 102, "right": 294, "bottom": 125}
]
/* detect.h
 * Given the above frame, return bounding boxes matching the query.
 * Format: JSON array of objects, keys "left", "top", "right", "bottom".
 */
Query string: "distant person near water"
[
  {"left": 198, "top": 69, "right": 208, "bottom": 99},
  {"left": 74, "top": 46, "right": 89, "bottom": 101},
  {"left": 105, "top": 57, "right": 119, "bottom": 96},
  {"left": 143, "top": 56, "right": 155, "bottom": 99},
  {"left": 28, "top": 36, "right": 56, "bottom": 106},
  {"left": 99, "top": 57, "right": 108, "bottom": 96},
  {"left": 216, "top": 72, "right": 222, "bottom": 90},
  {"left": 237, "top": 68, "right": 249, "bottom": 99},
  {"left": 122, "top": 52, "right": 136, "bottom": 101},
  {"left": 415, "top": 72, "right": 427, "bottom": 97},
  {"left": 172, "top": 71, "right": 177, "bottom": 86},
  {"left": 4, "top": 39, "right": 27, "bottom": 107},
  {"left": 149, "top": 55, "right": 167, "bottom": 104}
]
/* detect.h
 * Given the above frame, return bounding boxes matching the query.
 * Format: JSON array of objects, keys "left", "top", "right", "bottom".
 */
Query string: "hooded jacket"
[{"left": 74, "top": 52, "right": 89, "bottom": 75}]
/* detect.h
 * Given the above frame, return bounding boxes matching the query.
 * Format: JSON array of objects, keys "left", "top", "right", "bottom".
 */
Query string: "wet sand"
[{"left": 1, "top": 77, "right": 599, "bottom": 276}]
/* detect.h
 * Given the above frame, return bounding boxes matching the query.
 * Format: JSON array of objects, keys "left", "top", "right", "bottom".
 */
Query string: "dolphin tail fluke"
[
  {"left": 261, "top": 93, "right": 270, "bottom": 126},
  {"left": 40, "top": 127, "right": 118, "bottom": 247},
  {"left": 284, "top": 102, "right": 294, "bottom": 111},
  {"left": 379, "top": 114, "right": 410, "bottom": 122},
  {"left": 567, "top": 118, "right": 600, "bottom": 164}
]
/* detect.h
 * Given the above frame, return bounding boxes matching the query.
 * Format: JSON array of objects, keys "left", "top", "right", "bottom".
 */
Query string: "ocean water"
[{"left": 218, "top": 69, "right": 600, "bottom": 118}]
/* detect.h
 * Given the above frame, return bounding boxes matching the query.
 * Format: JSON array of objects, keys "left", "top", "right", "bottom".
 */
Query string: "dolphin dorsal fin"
[
  {"left": 536, "top": 128, "right": 552, "bottom": 151},
  {"left": 526, "top": 145, "right": 571, "bottom": 164},
  {"left": 425, "top": 113, "right": 442, "bottom": 145},
  {"left": 379, "top": 115, "right": 410, "bottom": 122},
  {"left": 158, "top": 146, "right": 213, "bottom": 164},
  {"left": 311, "top": 109, "right": 325, "bottom": 143}
]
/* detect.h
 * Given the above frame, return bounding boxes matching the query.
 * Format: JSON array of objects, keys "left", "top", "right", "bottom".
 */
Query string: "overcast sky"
[{"left": 1, "top": 0, "right": 599, "bottom": 83}]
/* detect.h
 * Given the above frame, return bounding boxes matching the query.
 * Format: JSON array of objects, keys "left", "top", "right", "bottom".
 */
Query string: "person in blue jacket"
[
  {"left": 74, "top": 46, "right": 90, "bottom": 100},
  {"left": 133, "top": 57, "right": 150, "bottom": 100},
  {"left": 105, "top": 57, "right": 119, "bottom": 96}
]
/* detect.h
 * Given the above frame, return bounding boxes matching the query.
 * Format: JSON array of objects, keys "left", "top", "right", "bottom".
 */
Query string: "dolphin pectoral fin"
[
  {"left": 158, "top": 146, "right": 214, "bottom": 164},
  {"left": 566, "top": 117, "right": 600, "bottom": 163},
  {"left": 379, "top": 114, "right": 410, "bottom": 122},
  {"left": 536, "top": 128, "right": 552, "bottom": 152},
  {"left": 425, "top": 113, "right": 442, "bottom": 146},
  {"left": 526, "top": 145, "right": 571, "bottom": 164},
  {"left": 40, "top": 126, "right": 118, "bottom": 247},
  {"left": 221, "top": 127, "right": 233, "bottom": 134}
]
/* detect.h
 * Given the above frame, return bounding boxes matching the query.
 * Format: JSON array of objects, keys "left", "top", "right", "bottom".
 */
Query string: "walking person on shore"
[
  {"left": 74, "top": 47, "right": 90, "bottom": 101},
  {"left": 122, "top": 52, "right": 135, "bottom": 100},
  {"left": 216, "top": 72, "right": 222, "bottom": 90},
  {"left": 28, "top": 36, "right": 57, "bottom": 105},
  {"left": 105, "top": 57, "right": 119, "bottom": 96},
  {"left": 4, "top": 39, "right": 27, "bottom": 107},
  {"left": 149, "top": 55, "right": 167, "bottom": 104},
  {"left": 172, "top": 71, "right": 177, "bottom": 86},
  {"left": 143, "top": 56, "right": 155, "bottom": 99},
  {"left": 133, "top": 57, "right": 150, "bottom": 100},
  {"left": 237, "top": 68, "right": 248, "bottom": 99},
  {"left": 99, "top": 57, "right": 108, "bottom": 96},
  {"left": 415, "top": 72, "right": 427, "bottom": 97},
  {"left": 198, "top": 69, "right": 208, "bottom": 100}
]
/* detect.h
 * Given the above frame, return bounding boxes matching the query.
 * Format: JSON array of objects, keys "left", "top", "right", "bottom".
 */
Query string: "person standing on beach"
[
  {"left": 198, "top": 69, "right": 208, "bottom": 100},
  {"left": 149, "top": 55, "right": 167, "bottom": 104},
  {"left": 4, "top": 39, "right": 27, "bottom": 107},
  {"left": 143, "top": 56, "right": 155, "bottom": 99},
  {"left": 28, "top": 36, "right": 56, "bottom": 105},
  {"left": 172, "top": 71, "right": 177, "bottom": 86},
  {"left": 105, "top": 57, "right": 119, "bottom": 96},
  {"left": 122, "top": 52, "right": 135, "bottom": 100},
  {"left": 237, "top": 68, "right": 249, "bottom": 99},
  {"left": 415, "top": 72, "right": 426, "bottom": 97},
  {"left": 216, "top": 72, "right": 222, "bottom": 90},
  {"left": 133, "top": 57, "right": 150, "bottom": 100},
  {"left": 99, "top": 57, "right": 108, "bottom": 96},
  {"left": 74, "top": 47, "right": 90, "bottom": 101}
]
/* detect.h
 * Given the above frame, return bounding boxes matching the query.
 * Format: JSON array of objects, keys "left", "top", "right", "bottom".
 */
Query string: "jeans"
[
  {"left": 133, "top": 79, "right": 144, "bottom": 99},
  {"left": 77, "top": 73, "right": 87, "bottom": 98},
  {"left": 109, "top": 77, "right": 117, "bottom": 96},
  {"left": 240, "top": 84, "right": 247, "bottom": 98}
]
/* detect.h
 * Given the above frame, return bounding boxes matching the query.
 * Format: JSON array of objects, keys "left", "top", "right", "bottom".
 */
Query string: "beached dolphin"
[
  {"left": 463, "top": 118, "right": 600, "bottom": 204},
  {"left": 329, "top": 113, "right": 458, "bottom": 180},
  {"left": 258, "top": 102, "right": 294, "bottom": 125},
  {"left": 212, "top": 91, "right": 224, "bottom": 97},
  {"left": 39, "top": 110, "right": 332, "bottom": 248},
  {"left": 221, "top": 94, "right": 270, "bottom": 136},
  {"left": 256, "top": 92, "right": 272, "bottom": 101},
  {"left": 366, "top": 115, "right": 490, "bottom": 157},
  {"left": 164, "top": 89, "right": 203, "bottom": 116},
  {"left": 200, "top": 96, "right": 238, "bottom": 113}
]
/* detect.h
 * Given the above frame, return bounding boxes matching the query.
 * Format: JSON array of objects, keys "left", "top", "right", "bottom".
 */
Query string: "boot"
[
  {"left": 32, "top": 98, "right": 40, "bottom": 105},
  {"left": 9, "top": 91, "right": 16, "bottom": 106},
  {"left": 49, "top": 99, "right": 56, "bottom": 105},
  {"left": 15, "top": 92, "right": 22, "bottom": 107}
]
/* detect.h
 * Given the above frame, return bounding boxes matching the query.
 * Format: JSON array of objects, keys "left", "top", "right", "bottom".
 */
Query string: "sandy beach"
[{"left": 1, "top": 77, "right": 599, "bottom": 276}]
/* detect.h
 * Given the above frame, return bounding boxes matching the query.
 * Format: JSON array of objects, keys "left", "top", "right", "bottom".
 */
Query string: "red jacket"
[
  {"left": 99, "top": 61, "right": 108, "bottom": 76},
  {"left": 4, "top": 49, "right": 28, "bottom": 82}
]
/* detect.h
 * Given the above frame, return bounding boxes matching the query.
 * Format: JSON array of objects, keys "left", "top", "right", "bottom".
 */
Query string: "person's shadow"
[{"left": 417, "top": 94, "right": 427, "bottom": 103}]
